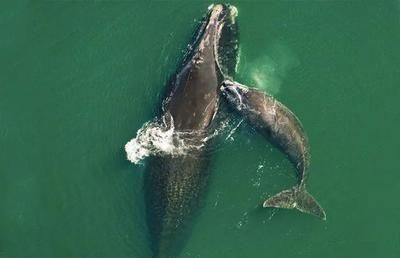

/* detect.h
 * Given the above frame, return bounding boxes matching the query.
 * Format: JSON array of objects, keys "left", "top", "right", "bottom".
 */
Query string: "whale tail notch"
[{"left": 263, "top": 186, "right": 326, "bottom": 220}]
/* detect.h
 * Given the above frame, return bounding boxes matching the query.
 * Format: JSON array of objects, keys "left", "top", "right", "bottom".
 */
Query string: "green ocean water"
[{"left": 1, "top": 1, "right": 400, "bottom": 257}]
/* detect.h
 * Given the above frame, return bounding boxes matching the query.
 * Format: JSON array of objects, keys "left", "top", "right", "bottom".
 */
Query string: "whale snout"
[
  {"left": 208, "top": 4, "right": 238, "bottom": 22},
  {"left": 220, "top": 80, "right": 246, "bottom": 94},
  {"left": 220, "top": 80, "right": 234, "bottom": 94},
  {"left": 220, "top": 81, "right": 245, "bottom": 109}
]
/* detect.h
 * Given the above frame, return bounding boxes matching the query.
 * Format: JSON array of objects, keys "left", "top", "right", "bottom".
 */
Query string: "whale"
[
  {"left": 220, "top": 80, "right": 326, "bottom": 220},
  {"left": 143, "top": 5, "right": 239, "bottom": 258}
]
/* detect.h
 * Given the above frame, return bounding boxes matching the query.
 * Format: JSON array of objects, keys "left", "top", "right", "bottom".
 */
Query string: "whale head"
[
  {"left": 206, "top": 4, "right": 238, "bottom": 23},
  {"left": 198, "top": 4, "right": 239, "bottom": 78},
  {"left": 220, "top": 80, "right": 248, "bottom": 110}
]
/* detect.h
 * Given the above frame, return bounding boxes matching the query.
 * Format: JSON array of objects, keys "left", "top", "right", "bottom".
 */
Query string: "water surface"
[{"left": 1, "top": 1, "right": 400, "bottom": 257}]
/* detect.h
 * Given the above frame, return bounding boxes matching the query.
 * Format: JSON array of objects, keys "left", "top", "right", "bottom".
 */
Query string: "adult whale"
[
  {"left": 220, "top": 80, "right": 326, "bottom": 220},
  {"left": 144, "top": 5, "right": 239, "bottom": 258}
]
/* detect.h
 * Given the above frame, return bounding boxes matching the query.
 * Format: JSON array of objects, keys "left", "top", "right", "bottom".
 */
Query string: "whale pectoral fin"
[{"left": 263, "top": 187, "right": 326, "bottom": 220}]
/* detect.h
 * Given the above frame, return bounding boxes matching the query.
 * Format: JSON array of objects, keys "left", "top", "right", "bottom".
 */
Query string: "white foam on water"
[
  {"left": 125, "top": 121, "right": 174, "bottom": 164},
  {"left": 251, "top": 161, "right": 266, "bottom": 188},
  {"left": 125, "top": 115, "right": 225, "bottom": 165},
  {"left": 236, "top": 211, "right": 249, "bottom": 229},
  {"left": 125, "top": 111, "right": 246, "bottom": 165}
]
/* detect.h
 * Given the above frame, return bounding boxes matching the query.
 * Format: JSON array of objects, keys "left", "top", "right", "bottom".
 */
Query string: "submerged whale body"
[{"left": 144, "top": 4, "right": 239, "bottom": 258}]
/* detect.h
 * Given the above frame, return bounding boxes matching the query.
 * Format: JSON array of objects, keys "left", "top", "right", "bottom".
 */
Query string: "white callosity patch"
[
  {"left": 230, "top": 81, "right": 249, "bottom": 94},
  {"left": 235, "top": 46, "right": 241, "bottom": 73},
  {"left": 221, "top": 80, "right": 250, "bottom": 111},
  {"left": 214, "top": 6, "right": 238, "bottom": 77},
  {"left": 214, "top": 20, "right": 225, "bottom": 75},
  {"left": 194, "top": 5, "right": 223, "bottom": 66},
  {"left": 198, "top": 5, "right": 222, "bottom": 53},
  {"left": 197, "top": 5, "right": 239, "bottom": 75}
]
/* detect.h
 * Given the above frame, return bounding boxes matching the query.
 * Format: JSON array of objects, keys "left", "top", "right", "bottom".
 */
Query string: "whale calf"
[
  {"left": 220, "top": 80, "right": 326, "bottom": 220},
  {"left": 143, "top": 4, "right": 239, "bottom": 258}
]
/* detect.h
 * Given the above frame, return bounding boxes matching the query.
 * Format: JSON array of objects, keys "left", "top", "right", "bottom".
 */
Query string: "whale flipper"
[{"left": 263, "top": 187, "right": 326, "bottom": 220}]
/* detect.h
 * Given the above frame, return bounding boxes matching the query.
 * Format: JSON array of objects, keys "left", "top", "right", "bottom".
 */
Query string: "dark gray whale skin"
[
  {"left": 144, "top": 5, "right": 238, "bottom": 258},
  {"left": 220, "top": 80, "right": 326, "bottom": 220}
]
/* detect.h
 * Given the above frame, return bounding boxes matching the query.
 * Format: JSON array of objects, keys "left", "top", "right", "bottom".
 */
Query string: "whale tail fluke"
[{"left": 263, "top": 186, "right": 326, "bottom": 220}]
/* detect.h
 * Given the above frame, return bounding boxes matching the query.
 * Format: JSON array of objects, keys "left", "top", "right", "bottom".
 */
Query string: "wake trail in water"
[{"left": 225, "top": 119, "right": 243, "bottom": 141}]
